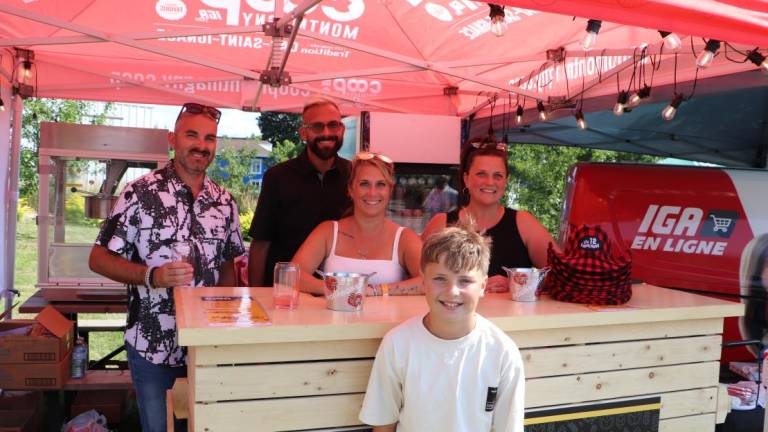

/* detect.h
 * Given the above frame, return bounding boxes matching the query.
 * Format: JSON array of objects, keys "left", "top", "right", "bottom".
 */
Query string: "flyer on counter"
[
  {"left": 585, "top": 304, "right": 639, "bottom": 312},
  {"left": 200, "top": 295, "right": 271, "bottom": 327}
]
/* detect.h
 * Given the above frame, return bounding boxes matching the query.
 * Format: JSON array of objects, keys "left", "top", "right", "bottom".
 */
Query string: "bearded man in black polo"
[{"left": 248, "top": 96, "right": 352, "bottom": 286}]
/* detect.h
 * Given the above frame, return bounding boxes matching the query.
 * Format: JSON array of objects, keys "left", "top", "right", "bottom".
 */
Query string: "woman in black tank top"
[{"left": 422, "top": 137, "right": 555, "bottom": 293}]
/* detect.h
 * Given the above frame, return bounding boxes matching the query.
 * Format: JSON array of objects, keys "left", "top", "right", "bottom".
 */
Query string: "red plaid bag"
[{"left": 541, "top": 224, "right": 633, "bottom": 305}]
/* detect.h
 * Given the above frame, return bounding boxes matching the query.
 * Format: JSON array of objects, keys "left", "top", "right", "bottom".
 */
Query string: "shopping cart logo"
[{"left": 700, "top": 210, "right": 738, "bottom": 238}]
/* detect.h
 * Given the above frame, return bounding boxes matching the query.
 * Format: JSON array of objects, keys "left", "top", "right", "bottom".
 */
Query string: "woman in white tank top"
[{"left": 292, "top": 152, "right": 423, "bottom": 296}]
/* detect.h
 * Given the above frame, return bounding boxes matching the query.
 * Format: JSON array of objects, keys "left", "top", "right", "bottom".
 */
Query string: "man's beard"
[{"left": 308, "top": 135, "right": 343, "bottom": 161}]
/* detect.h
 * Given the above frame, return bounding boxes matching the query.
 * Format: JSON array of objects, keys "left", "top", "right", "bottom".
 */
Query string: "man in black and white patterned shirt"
[{"left": 89, "top": 103, "right": 245, "bottom": 432}]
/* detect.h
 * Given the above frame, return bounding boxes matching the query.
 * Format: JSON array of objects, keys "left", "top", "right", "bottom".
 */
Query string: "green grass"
[{"left": 14, "top": 213, "right": 126, "bottom": 362}]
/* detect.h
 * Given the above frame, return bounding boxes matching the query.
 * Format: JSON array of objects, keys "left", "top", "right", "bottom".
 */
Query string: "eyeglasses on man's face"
[
  {"left": 356, "top": 152, "right": 394, "bottom": 165},
  {"left": 302, "top": 121, "right": 344, "bottom": 134},
  {"left": 176, "top": 102, "right": 222, "bottom": 124}
]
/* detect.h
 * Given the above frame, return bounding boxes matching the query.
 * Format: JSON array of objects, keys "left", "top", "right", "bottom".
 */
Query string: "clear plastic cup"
[{"left": 273, "top": 262, "right": 300, "bottom": 310}]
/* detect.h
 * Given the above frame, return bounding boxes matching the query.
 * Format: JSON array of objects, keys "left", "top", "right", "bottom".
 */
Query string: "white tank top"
[{"left": 322, "top": 221, "right": 407, "bottom": 285}]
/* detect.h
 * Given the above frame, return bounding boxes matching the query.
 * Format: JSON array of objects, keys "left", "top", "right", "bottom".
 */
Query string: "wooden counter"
[{"left": 176, "top": 284, "right": 743, "bottom": 432}]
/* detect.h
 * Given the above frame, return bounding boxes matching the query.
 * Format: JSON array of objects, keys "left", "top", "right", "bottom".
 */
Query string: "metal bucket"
[
  {"left": 319, "top": 272, "right": 373, "bottom": 312},
  {"left": 502, "top": 267, "right": 548, "bottom": 302}
]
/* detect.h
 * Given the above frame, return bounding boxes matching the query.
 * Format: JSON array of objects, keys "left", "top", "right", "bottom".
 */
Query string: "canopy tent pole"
[
  {"left": 2, "top": 85, "right": 21, "bottom": 318},
  {"left": 250, "top": 0, "right": 320, "bottom": 111},
  {"left": 0, "top": 83, "right": 10, "bottom": 316}
]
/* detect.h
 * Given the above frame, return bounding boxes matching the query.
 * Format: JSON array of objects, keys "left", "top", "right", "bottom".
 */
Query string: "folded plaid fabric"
[{"left": 542, "top": 224, "right": 633, "bottom": 305}]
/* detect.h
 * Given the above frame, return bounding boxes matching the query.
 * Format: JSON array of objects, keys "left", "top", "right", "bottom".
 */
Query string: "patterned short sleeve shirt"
[{"left": 96, "top": 160, "right": 245, "bottom": 366}]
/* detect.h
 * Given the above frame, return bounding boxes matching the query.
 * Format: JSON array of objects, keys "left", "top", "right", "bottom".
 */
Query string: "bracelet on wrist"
[
  {"left": 366, "top": 284, "right": 381, "bottom": 296},
  {"left": 144, "top": 266, "right": 156, "bottom": 289}
]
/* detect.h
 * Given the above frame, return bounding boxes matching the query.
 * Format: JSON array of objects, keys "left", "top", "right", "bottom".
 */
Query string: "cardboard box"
[
  {"left": 0, "top": 306, "right": 74, "bottom": 389},
  {"left": 0, "top": 350, "right": 71, "bottom": 389},
  {"left": 0, "top": 305, "right": 74, "bottom": 364}
]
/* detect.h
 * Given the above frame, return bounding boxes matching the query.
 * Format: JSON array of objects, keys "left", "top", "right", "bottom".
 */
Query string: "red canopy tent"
[
  {"left": 0, "top": 0, "right": 765, "bottom": 116},
  {"left": 0, "top": 0, "right": 766, "bottom": 304}
]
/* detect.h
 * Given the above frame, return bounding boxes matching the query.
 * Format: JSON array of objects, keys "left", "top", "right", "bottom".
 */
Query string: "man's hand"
[
  {"left": 151, "top": 262, "right": 194, "bottom": 288},
  {"left": 485, "top": 275, "right": 509, "bottom": 293}
]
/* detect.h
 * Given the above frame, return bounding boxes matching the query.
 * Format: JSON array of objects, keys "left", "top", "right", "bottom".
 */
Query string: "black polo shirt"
[{"left": 249, "top": 149, "right": 352, "bottom": 285}]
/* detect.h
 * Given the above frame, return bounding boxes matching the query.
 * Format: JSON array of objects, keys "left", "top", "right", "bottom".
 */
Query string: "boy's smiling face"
[{"left": 422, "top": 255, "right": 487, "bottom": 339}]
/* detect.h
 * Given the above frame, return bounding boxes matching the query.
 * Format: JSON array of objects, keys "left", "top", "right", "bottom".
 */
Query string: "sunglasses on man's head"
[
  {"left": 302, "top": 121, "right": 344, "bottom": 134},
  {"left": 176, "top": 102, "right": 222, "bottom": 124},
  {"left": 356, "top": 151, "right": 394, "bottom": 165}
]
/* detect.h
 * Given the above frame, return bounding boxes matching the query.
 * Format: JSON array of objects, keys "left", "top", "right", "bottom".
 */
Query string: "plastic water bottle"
[{"left": 71, "top": 337, "right": 88, "bottom": 379}]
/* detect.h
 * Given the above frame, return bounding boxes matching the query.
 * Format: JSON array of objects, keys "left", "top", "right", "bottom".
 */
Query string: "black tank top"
[{"left": 446, "top": 208, "right": 533, "bottom": 277}]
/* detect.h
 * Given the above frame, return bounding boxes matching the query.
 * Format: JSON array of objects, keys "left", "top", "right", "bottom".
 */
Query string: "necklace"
[
  {"left": 350, "top": 220, "right": 385, "bottom": 260},
  {"left": 339, "top": 227, "right": 371, "bottom": 259}
]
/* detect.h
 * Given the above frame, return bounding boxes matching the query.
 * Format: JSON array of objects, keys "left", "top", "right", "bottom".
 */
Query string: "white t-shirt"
[{"left": 359, "top": 314, "right": 525, "bottom": 432}]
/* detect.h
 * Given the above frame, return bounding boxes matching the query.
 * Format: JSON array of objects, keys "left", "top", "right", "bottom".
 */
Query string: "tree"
[
  {"left": 207, "top": 144, "right": 262, "bottom": 213},
  {"left": 257, "top": 111, "right": 302, "bottom": 146},
  {"left": 19, "top": 99, "right": 112, "bottom": 201},
  {"left": 269, "top": 139, "right": 304, "bottom": 165},
  {"left": 506, "top": 144, "right": 658, "bottom": 234}
]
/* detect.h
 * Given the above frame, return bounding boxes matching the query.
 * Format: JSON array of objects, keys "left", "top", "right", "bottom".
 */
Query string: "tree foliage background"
[
  {"left": 506, "top": 144, "right": 659, "bottom": 234},
  {"left": 257, "top": 111, "right": 302, "bottom": 146}
]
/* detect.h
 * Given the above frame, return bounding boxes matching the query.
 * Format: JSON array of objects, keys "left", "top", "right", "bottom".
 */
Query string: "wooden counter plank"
[
  {"left": 510, "top": 318, "right": 724, "bottom": 348},
  {"left": 192, "top": 339, "right": 382, "bottom": 366},
  {"left": 176, "top": 284, "right": 743, "bottom": 347},
  {"left": 659, "top": 413, "right": 715, "bottom": 432},
  {"left": 522, "top": 335, "right": 722, "bottom": 378},
  {"left": 190, "top": 319, "right": 724, "bottom": 366},
  {"left": 191, "top": 389, "right": 718, "bottom": 432},
  {"left": 194, "top": 360, "right": 373, "bottom": 402},
  {"left": 192, "top": 360, "right": 718, "bottom": 405},
  {"left": 193, "top": 393, "right": 365, "bottom": 432},
  {"left": 526, "top": 362, "right": 719, "bottom": 408}
]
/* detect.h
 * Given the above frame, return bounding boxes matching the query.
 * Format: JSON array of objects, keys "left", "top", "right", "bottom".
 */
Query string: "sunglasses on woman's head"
[
  {"left": 176, "top": 102, "right": 222, "bottom": 124},
  {"left": 470, "top": 140, "right": 506, "bottom": 151},
  {"left": 302, "top": 121, "right": 344, "bottom": 133},
  {"left": 356, "top": 152, "right": 394, "bottom": 165}
]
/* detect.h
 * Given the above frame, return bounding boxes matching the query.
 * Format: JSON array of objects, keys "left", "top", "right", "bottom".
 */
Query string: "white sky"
[{"left": 109, "top": 103, "right": 261, "bottom": 138}]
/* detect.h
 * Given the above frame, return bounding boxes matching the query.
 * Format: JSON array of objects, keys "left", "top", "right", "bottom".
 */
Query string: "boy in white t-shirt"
[{"left": 359, "top": 225, "right": 525, "bottom": 432}]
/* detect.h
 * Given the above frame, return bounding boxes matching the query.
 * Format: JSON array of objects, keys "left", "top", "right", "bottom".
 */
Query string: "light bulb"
[
  {"left": 625, "top": 92, "right": 641, "bottom": 109},
  {"left": 488, "top": 4, "right": 506, "bottom": 37},
  {"left": 515, "top": 105, "right": 524, "bottom": 124},
  {"left": 613, "top": 91, "right": 628, "bottom": 116},
  {"left": 662, "top": 94, "right": 683, "bottom": 121},
  {"left": 583, "top": 31, "right": 597, "bottom": 51},
  {"left": 613, "top": 102, "right": 624, "bottom": 116},
  {"left": 537, "top": 101, "right": 548, "bottom": 121},
  {"left": 490, "top": 18, "right": 507, "bottom": 37},
  {"left": 659, "top": 31, "right": 682, "bottom": 51},
  {"left": 696, "top": 40, "right": 721, "bottom": 68},
  {"left": 583, "top": 20, "right": 601, "bottom": 50},
  {"left": 747, "top": 50, "right": 768, "bottom": 74},
  {"left": 575, "top": 110, "right": 587, "bottom": 130},
  {"left": 697, "top": 51, "right": 715, "bottom": 68}
]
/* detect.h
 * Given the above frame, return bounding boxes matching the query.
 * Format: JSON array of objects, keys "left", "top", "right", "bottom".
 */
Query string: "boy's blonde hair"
[{"left": 421, "top": 223, "right": 491, "bottom": 275}]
